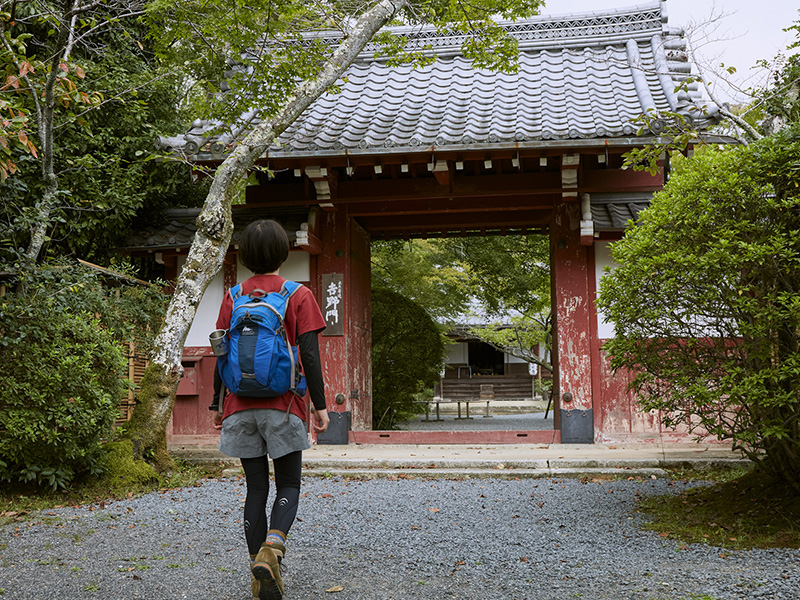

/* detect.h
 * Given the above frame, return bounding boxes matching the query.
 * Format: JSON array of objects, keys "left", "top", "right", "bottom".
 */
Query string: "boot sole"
[{"left": 252, "top": 564, "right": 283, "bottom": 600}]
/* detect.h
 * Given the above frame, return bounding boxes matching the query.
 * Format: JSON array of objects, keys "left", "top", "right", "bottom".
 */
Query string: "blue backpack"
[{"left": 217, "top": 281, "right": 307, "bottom": 398}]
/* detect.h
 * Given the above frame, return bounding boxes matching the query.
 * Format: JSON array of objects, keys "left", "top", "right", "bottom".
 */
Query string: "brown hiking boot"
[
  {"left": 252, "top": 541, "right": 285, "bottom": 600},
  {"left": 249, "top": 554, "right": 259, "bottom": 600}
]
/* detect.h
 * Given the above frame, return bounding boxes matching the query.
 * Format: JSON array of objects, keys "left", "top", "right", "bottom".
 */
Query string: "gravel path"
[{"left": 1, "top": 475, "right": 797, "bottom": 600}]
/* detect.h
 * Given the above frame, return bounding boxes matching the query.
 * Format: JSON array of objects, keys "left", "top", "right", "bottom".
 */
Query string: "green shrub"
[
  {"left": 371, "top": 287, "right": 445, "bottom": 429},
  {"left": 598, "top": 128, "right": 800, "bottom": 491},
  {"left": 0, "top": 263, "right": 166, "bottom": 489},
  {"left": 0, "top": 310, "right": 124, "bottom": 489}
]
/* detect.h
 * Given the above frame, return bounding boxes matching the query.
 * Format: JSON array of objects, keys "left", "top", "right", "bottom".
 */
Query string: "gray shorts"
[{"left": 219, "top": 409, "right": 310, "bottom": 459}]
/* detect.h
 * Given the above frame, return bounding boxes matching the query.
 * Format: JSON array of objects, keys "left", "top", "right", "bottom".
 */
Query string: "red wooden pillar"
[
  {"left": 551, "top": 199, "right": 594, "bottom": 443},
  {"left": 316, "top": 205, "right": 372, "bottom": 436}
]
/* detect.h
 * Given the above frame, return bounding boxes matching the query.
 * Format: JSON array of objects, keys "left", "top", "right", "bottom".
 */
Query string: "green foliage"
[
  {"left": 0, "top": 305, "right": 122, "bottom": 490},
  {"left": 0, "top": 3, "right": 204, "bottom": 263},
  {"left": 0, "top": 8, "right": 97, "bottom": 179},
  {"left": 443, "top": 235, "right": 550, "bottom": 316},
  {"left": 441, "top": 236, "right": 552, "bottom": 371},
  {"left": 0, "top": 262, "right": 168, "bottom": 489},
  {"left": 371, "top": 239, "right": 472, "bottom": 322},
  {"left": 371, "top": 287, "right": 445, "bottom": 429},
  {"left": 372, "top": 236, "right": 551, "bottom": 369},
  {"left": 146, "top": 0, "right": 544, "bottom": 132},
  {"left": 598, "top": 127, "right": 800, "bottom": 490}
]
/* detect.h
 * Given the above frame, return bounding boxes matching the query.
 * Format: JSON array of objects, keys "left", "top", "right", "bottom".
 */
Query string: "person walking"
[{"left": 210, "top": 219, "right": 329, "bottom": 600}]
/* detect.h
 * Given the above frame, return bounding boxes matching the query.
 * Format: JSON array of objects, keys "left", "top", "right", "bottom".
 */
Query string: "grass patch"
[
  {"left": 639, "top": 468, "right": 800, "bottom": 550},
  {"left": 0, "top": 459, "right": 224, "bottom": 526}
]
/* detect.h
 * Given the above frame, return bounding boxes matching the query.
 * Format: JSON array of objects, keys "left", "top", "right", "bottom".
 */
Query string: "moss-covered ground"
[
  {"left": 638, "top": 467, "right": 800, "bottom": 550},
  {"left": 0, "top": 442, "right": 224, "bottom": 527}
]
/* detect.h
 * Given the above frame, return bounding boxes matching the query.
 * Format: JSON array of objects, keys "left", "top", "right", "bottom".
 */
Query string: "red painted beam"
[
  {"left": 337, "top": 172, "right": 563, "bottom": 201},
  {"left": 358, "top": 210, "right": 551, "bottom": 232},
  {"left": 346, "top": 195, "right": 558, "bottom": 217}
]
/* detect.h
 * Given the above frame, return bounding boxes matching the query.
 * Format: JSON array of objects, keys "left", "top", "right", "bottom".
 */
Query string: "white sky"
[{"left": 541, "top": 0, "right": 800, "bottom": 103}]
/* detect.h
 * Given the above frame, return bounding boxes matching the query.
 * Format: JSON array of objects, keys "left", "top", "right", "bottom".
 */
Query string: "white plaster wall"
[
  {"left": 594, "top": 240, "right": 617, "bottom": 340},
  {"left": 444, "top": 342, "right": 467, "bottom": 364},
  {"left": 182, "top": 251, "right": 311, "bottom": 348}
]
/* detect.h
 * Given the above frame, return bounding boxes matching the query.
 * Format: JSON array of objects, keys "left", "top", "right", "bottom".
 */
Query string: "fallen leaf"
[
  {"left": 520, "top": 557, "right": 528, "bottom": 563},
  {"left": 429, "top": 507, "right": 440, "bottom": 513},
  {"left": 326, "top": 585, "right": 345, "bottom": 593}
]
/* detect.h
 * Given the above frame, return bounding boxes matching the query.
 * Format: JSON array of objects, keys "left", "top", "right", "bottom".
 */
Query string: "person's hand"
[
  {"left": 211, "top": 412, "right": 223, "bottom": 430},
  {"left": 311, "top": 407, "right": 330, "bottom": 433}
]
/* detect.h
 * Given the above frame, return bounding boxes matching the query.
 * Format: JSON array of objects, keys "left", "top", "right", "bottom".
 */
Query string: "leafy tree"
[
  {"left": 129, "top": 0, "right": 545, "bottom": 467},
  {"left": 443, "top": 235, "right": 552, "bottom": 373},
  {"left": 372, "top": 236, "right": 552, "bottom": 375},
  {"left": 597, "top": 130, "right": 800, "bottom": 491},
  {"left": 0, "top": 1, "right": 203, "bottom": 265},
  {"left": 371, "top": 287, "right": 445, "bottom": 429},
  {"left": 371, "top": 239, "right": 472, "bottom": 323}
]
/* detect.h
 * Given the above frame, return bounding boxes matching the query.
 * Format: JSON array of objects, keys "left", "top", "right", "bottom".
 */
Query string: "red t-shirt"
[{"left": 216, "top": 274, "right": 326, "bottom": 423}]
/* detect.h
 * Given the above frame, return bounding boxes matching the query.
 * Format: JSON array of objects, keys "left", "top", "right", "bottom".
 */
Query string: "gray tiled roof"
[
  {"left": 590, "top": 192, "right": 652, "bottom": 230},
  {"left": 158, "top": 1, "right": 719, "bottom": 158},
  {"left": 121, "top": 208, "right": 308, "bottom": 251}
]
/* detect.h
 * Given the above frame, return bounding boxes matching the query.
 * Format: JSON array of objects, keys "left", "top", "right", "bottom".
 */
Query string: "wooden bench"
[
  {"left": 418, "top": 379, "right": 544, "bottom": 420},
  {"left": 414, "top": 398, "right": 491, "bottom": 421}
]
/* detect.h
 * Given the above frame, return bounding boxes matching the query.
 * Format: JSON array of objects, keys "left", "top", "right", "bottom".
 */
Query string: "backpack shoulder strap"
[
  {"left": 271, "top": 280, "right": 303, "bottom": 320},
  {"left": 279, "top": 280, "right": 303, "bottom": 299},
  {"left": 229, "top": 283, "right": 243, "bottom": 301}
]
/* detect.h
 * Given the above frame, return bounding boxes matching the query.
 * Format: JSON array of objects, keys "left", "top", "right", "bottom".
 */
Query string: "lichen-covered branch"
[{"left": 125, "top": 0, "right": 409, "bottom": 465}]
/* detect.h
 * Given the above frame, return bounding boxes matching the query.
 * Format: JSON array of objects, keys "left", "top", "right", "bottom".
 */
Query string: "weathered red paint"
[
  {"left": 169, "top": 347, "right": 219, "bottom": 438},
  {"left": 588, "top": 245, "right": 687, "bottom": 442},
  {"left": 550, "top": 199, "right": 593, "bottom": 414},
  {"left": 316, "top": 205, "right": 373, "bottom": 431}
]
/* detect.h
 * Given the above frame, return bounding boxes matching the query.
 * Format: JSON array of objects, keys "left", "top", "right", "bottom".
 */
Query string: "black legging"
[{"left": 240, "top": 451, "right": 302, "bottom": 555}]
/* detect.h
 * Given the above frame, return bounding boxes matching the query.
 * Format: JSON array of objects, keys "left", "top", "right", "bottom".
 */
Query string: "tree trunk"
[
  {"left": 125, "top": 0, "right": 408, "bottom": 466},
  {"left": 23, "top": 0, "right": 74, "bottom": 265}
]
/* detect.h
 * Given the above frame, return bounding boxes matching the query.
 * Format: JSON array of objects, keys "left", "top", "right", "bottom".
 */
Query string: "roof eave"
[{"left": 188, "top": 134, "right": 738, "bottom": 163}]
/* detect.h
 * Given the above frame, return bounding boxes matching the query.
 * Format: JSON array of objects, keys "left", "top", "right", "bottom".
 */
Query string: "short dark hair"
[{"left": 238, "top": 219, "right": 290, "bottom": 274}]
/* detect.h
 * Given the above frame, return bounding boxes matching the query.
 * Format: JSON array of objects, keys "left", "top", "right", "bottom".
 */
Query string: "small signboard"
[{"left": 321, "top": 273, "right": 344, "bottom": 336}]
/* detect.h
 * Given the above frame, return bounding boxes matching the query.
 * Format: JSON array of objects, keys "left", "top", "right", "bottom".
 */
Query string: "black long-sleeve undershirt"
[{"left": 298, "top": 330, "right": 326, "bottom": 411}]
